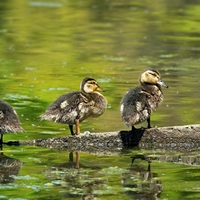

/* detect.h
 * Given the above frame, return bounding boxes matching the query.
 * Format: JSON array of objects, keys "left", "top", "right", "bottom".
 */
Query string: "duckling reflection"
[
  {"left": 0, "top": 100, "right": 25, "bottom": 145},
  {"left": 0, "top": 150, "right": 24, "bottom": 184},
  {"left": 39, "top": 78, "right": 107, "bottom": 135},
  {"left": 121, "top": 155, "right": 162, "bottom": 200},
  {"left": 56, "top": 152, "right": 80, "bottom": 169},
  {"left": 120, "top": 68, "right": 168, "bottom": 130},
  {"left": 44, "top": 152, "right": 106, "bottom": 199}
]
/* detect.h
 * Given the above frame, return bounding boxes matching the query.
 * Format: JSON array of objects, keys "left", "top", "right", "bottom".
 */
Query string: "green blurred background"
[{"left": 1, "top": 1, "right": 200, "bottom": 199}]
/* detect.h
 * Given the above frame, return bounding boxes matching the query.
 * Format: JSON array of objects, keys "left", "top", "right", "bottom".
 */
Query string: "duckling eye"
[
  {"left": 89, "top": 81, "right": 96, "bottom": 85},
  {"left": 150, "top": 73, "right": 156, "bottom": 77}
]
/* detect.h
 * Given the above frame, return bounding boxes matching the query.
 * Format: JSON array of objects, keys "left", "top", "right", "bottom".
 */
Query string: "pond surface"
[{"left": 0, "top": 0, "right": 200, "bottom": 199}]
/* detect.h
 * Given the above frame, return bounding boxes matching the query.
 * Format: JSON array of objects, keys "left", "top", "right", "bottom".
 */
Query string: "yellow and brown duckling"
[
  {"left": 39, "top": 77, "right": 107, "bottom": 135},
  {"left": 120, "top": 68, "right": 168, "bottom": 130},
  {"left": 0, "top": 100, "right": 25, "bottom": 144}
]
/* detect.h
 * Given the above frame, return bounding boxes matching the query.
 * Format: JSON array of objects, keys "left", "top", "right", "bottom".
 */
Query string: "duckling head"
[
  {"left": 81, "top": 77, "right": 105, "bottom": 93},
  {"left": 140, "top": 68, "right": 168, "bottom": 88}
]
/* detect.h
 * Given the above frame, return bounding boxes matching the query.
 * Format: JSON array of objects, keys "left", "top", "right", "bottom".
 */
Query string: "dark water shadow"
[{"left": 3, "top": 141, "right": 20, "bottom": 146}]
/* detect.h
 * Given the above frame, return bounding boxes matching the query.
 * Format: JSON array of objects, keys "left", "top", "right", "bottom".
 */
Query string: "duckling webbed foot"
[
  {"left": 132, "top": 126, "right": 145, "bottom": 132},
  {"left": 132, "top": 126, "right": 139, "bottom": 131}
]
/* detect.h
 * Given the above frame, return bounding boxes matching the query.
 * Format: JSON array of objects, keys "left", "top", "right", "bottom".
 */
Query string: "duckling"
[
  {"left": 39, "top": 77, "right": 107, "bottom": 135},
  {"left": 0, "top": 100, "right": 25, "bottom": 145},
  {"left": 120, "top": 68, "right": 168, "bottom": 130}
]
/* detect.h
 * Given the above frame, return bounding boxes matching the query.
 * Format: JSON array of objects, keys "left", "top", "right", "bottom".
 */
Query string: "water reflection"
[
  {"left": 122, "top": 155, "right": 162, "bottom": 200},
  {"left": 0, "top": 149, "right": 24, "bottom": 184},
  {"left": 45, "top": 151, "right": 105, "bottom": 199},
  {"left": 68, "top": 152, "right": 80, "bottom": 169},
  {"left": 44, "top": 151, "right": 164, "bottom": 199}
]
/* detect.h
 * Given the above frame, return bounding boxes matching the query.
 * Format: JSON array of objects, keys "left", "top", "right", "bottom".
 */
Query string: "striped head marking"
[{"left": 81, "top": 77, "right": 105, "bottom": 93}]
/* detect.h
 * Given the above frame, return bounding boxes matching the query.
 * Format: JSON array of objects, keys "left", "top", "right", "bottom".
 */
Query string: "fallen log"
[{"left": 17, "top": 124, "right": 200, "bottom": 154}]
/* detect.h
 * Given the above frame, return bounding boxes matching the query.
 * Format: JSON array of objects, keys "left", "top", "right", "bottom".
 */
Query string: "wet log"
[{"left": 18, "top": 124, "right": 200, "bottom": 154}]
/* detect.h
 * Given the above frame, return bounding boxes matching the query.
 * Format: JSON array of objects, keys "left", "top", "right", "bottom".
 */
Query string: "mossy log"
[{"left": 18, "top": 124, "right": 200, "bottom": 154}]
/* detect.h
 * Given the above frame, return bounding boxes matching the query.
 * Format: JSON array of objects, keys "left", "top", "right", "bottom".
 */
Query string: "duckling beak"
[
  {"left": 158, "top": 79, "right": 168, "bottom": 88},
  {"left": 96, "top": 85, "right": 105, "bottom": 92}
]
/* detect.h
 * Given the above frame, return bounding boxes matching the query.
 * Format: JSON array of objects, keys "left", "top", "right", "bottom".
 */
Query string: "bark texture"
[{"left": 18, "top": 124, "right": 200, "bottom": 154}]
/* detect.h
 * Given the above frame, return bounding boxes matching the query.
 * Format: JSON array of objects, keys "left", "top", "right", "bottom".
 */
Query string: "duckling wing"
[
  {"left": 39, "top": 92, "right": 92, "bottom": 124},
  {"left": 0, "top": 101, "right": 25, "bottom": 133},
  {"left": 120, "top": 87, "right": 151, "bottom": 126},
  {"left": 89, "top": 93, "right": 107, "bottom": 117}
]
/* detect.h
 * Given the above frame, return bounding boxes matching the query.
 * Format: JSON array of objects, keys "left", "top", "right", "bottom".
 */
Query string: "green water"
[{"left": 0, "top": 0, "right": 200, "bottom": 199}]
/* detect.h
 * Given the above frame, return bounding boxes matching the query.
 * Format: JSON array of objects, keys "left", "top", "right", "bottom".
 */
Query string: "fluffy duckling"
[
  {"left": 39, "top": 77, "right": 107, "bottom": 135},
  {"left": 0, "top": 100, "right": 25, "bottom": 144},
  {"left": 120, "top": 68, "right": 168, "bottom": 130}
]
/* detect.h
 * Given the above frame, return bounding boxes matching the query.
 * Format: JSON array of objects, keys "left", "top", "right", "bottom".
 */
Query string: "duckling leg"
[
  {"left": 69, "top": 125, "right": 75, "bottom": 135},
  {"left": 132, "top": 125, "right": 142, "bottom": 131},
  {"left": 0, "top": 134, "right": 3, "bottom": 145},
  {"left": 75, "top": 152, "right": 80, "bottom": 168},
  {"left": 75, "top": 119, "right": 80, "bottom": 135},
  {"left": 69, "top": 152, "right": 73, "bottom": 161},
  {"left": 147, "top": 117, "right": 152, "bottom": 128}
]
